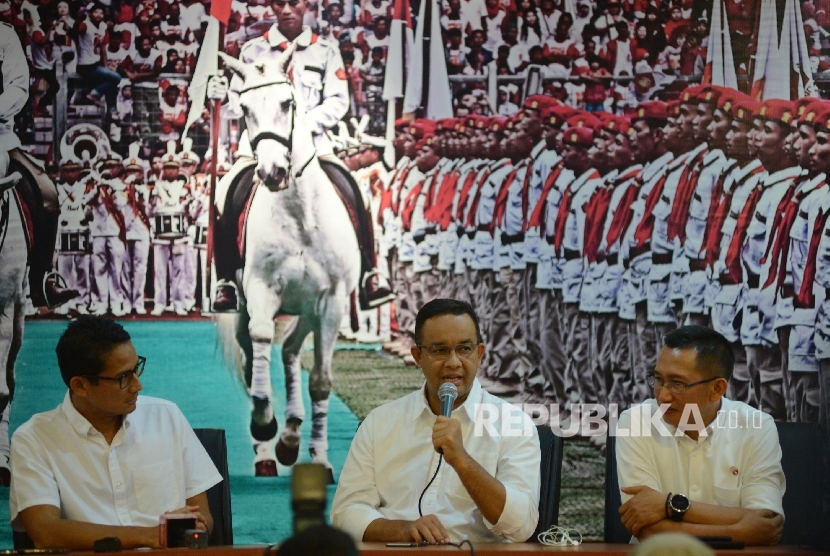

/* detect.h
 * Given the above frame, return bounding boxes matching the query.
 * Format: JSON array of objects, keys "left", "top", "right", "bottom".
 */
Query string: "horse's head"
[{"left": 220, "top": 45, "right": 303, "bottom": 191}]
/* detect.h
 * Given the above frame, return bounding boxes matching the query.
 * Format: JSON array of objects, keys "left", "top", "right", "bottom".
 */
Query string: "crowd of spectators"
[{"left": 4, "top": 0, "right": 830, "bottom": 154}]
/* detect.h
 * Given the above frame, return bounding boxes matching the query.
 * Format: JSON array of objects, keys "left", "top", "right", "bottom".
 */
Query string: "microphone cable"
[{"left": 418, "top": 453, "right": 443, "bottom": 517}]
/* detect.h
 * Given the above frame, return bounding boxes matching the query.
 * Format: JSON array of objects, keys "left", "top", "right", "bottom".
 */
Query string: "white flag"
[
  {"left": 184, "top": 17, "right": 220, "bottom": 139},
  {"left": 704, "top": 0, "right": 737, "bottom": 88},
  {"left": 403, "top": 0, "right": 453, "bottom": 118},
  {"left": 751, "top": 0, "right": 815, "bottom": 99}
]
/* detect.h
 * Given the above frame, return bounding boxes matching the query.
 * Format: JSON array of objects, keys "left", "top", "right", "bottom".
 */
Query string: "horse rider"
[
  {"left": 207, "top": 0, "right": 395, "bottom": 312},
  {"left": 0, "top": 22, "right": 78, "bottom": 309}
]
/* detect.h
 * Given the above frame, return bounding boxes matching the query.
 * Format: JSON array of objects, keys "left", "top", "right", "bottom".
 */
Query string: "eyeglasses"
[
  {"left": 646, "top": 374, "right": 718, "bottom": 395},
  {"left": 86, "top": 356, "right": 146, "bottom": 389},
  {"left": 416, "top": 343, "right": 477, "bottom": 360}
]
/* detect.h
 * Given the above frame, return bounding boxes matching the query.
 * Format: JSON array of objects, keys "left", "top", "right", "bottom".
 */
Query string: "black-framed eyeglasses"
[
  {"left": 646, "top": 374, "right": 718, "bottom": 395},
  {"left": 416, "top": 343, "right": 478, "bottom": 360},
  {"left": 86, "top": 356, "right": 146, "bottom": 389}
]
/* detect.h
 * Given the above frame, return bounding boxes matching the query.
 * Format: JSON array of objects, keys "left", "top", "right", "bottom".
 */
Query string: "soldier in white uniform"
[
  {"left": 740, "top": 100, "right": 801, "bottom": 421},
  {"left": 618, "top": 101, "right": 673, "bottom": 405},
  {"left": 150, "top": 146, "right": 192, "bottom": 316},
  {"left": 681, "top": 86, "right": 731, "bottom": 326},
  {"left": 121, "top": 144, "right": 152, "bottom": 315},
  {"left": 84, "top": 153, "right": 129, "bottom": 316},
  {"left": 178, "top": 140, "right": 200, "bottom": 312},
  {"left": 781, "top": 103, "right": 830, "bottom": 423},
  {"left": 55, "top": 156, "right": 90, "bottom": 314},
  {"left": 557, "top": 124, "right": 603, "bottom": 404},
  {"left": 707, "top": 99, "right": 766, "bottom": 406}
]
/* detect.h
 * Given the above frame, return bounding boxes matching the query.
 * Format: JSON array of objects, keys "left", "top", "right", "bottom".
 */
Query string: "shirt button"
[
  {"left": 116, "top": 483, "right": 122, "bottom": 488},
  {"left": 692, "top": 485, "right": 698, "bottom": 492}
]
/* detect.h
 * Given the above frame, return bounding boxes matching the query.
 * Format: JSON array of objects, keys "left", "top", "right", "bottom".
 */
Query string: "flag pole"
[
  {"left": 206, "top": 22, "right": 225, "bottom": 305},
  {"left": 420, "top": 0, "right": 432, "bottom": 117}
]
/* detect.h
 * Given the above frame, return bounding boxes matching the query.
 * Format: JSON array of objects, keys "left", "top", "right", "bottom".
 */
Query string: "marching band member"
[
  {"left": 122, "top": 144, "right": 152, "bottom": 315},
  {"left": 56, "top": 156, "right": 90, "bottom": 314}
]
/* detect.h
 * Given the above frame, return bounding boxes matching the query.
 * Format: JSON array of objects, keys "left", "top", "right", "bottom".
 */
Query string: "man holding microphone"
[{"left": 331, "top": 299, "right": 540, "bottom": 544}]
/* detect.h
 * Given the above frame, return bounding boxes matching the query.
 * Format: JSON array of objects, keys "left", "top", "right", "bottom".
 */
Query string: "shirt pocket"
[
  {"left": 132, "top": 459, "right": 179, "bottom": 516},
  {"left": 713, "top": 485, "right": 741, "bottom": 507},
  {"left": 449, "top": 452, "right": 499, "bottom": 499}
]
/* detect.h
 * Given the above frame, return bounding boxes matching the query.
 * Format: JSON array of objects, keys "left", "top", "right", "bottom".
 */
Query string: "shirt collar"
[
  {"left": 268, "top": 25, "right": 313, "bottom": 48},
  {"left": 61, "top": 391, "right": 133, "bottom": 440},
  {"left": 411, "top": 378, "right": 484, "bottom": 423}
]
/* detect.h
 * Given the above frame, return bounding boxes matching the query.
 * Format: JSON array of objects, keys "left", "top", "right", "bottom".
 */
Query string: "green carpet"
[{"left": 0, "top": 321, "right": 361, "bottom": 547}]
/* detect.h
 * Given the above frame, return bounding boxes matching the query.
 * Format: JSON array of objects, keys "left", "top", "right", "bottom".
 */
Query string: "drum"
[
  {"left": 194, "top": 225, "right": 208, "bottom": 246},
  {"left": 154, "top": 212, "right": 187, "bottom": 239},
  {"left": 59, "top": 229, "right": 90, "bottom": 254}
]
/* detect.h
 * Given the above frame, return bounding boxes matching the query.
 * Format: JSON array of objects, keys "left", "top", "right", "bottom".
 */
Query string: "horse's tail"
[{"left": 215, "top": 313, "right": 248, "bottom": 388}]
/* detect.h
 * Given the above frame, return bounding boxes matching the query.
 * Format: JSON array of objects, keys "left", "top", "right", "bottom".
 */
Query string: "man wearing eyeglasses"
[
  {"left": 615, "top": 325, "right": 786, "bottom": 546},
  {"left": 9, "top": 316, "right": 222, "bottom": 549},
  {"left": 331, "top": 298, "right": 540, "bottom": 544}
]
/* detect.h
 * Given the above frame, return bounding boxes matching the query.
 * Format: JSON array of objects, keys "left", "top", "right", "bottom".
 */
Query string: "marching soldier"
[
  {"left": 55, "top": 156, "right": 90, "bottom": 314},
  {"left": 740, "top": 99, "right": 801, "bottom": 421},
  {"left": 121, "top": 144, "right": 152, "bottom": 315},
  {"left": 150, "top": 144, "right": 192, "bottom": 316},
  {"left": 84, "top": 153, "right": 129, "bottom": 316},
  {"left": 618, "top": 101, "right": 673, "bottom": 404},
  {"left": 706, "top": 99, "right": 766, "bottom": 406}
]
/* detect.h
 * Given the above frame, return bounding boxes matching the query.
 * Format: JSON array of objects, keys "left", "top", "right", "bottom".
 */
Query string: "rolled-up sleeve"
[
  {"left": 484, "top": 408, "right": 540, "bottom": 541},
  {"left": 330, "top": 412, "right": 385, "bottom": 542},
  {"left": 615, "top": 407, "right": 661, "bottom": 504}
]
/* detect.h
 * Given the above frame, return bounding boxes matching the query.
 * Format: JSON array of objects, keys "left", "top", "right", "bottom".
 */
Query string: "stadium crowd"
[{"left": 8, "top": 0, "right": 830, "bottom": 148}]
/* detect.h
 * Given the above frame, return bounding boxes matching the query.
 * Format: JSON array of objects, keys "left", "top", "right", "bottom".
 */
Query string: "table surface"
[{"left": 62, "top": 543, "right": 827, "bottom": 556}]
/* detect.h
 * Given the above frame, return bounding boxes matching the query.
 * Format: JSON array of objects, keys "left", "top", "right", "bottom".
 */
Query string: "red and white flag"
[
  {"left": 704, "top": 0, "right": 738, "bottom": 88},
  {"left": 210, "top": 0, "right": 232, "bottom": 26},
  {"left": 383, "top": 0, "right": 413, "bottom": 101},
  {"left": 751, "top": 0, "right": 815, "bottom": 100}
]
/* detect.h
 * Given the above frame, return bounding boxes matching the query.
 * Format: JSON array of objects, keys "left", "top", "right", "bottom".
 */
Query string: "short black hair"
[
  {"left": 663, "top": 325, "right": 734, "bottom": 381},
  {"left": 56, "top": 316, "right": 131, "bottom": 387},
  {"left": 278, "top": 525, "right": 357, "bottom": 556},
  {"left": 414, "top": 299, "right": 482, "bottom": 345}
]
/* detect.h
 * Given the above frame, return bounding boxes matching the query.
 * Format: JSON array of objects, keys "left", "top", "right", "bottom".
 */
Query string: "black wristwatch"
[{"left": 666, "top": 492, "right": 690, "bottom": 521}]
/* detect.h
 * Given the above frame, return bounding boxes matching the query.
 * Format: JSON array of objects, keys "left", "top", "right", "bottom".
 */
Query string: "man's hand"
[
  {"left": 207, "top": 76, "right": 229, "bottom": 101},
  {"left": 404, "top": 515, "right": 450, "bottom": 545},
  {"left": 432, "top": 416, "right": 471, "bottom": 468},
  {"left": 735, "top": 510, "right": 784, "bottom": 546},
  {"left": 166, "top": 505, "right": 208, "bottom": 532},
  {"left": 619, "top": 486, "right": 667, "bottom": 536}
]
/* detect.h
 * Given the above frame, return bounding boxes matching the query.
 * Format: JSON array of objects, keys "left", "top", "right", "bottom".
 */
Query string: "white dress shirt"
[
  {"left": 615, "top": 397, "right": 785, "bottom": 520},
  {"left": 10, "top": 394, "right": 222, "bottom": 531},
  {"left": 331, "top": 378, "right": 540, "bottom": 543}
]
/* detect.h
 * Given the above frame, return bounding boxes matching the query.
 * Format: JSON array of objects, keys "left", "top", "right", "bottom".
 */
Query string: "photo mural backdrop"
[{"left": 0, "top": 0, "right": 828, "bottom": 544}]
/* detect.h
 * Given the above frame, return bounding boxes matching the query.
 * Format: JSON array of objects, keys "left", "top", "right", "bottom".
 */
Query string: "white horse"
[
  {"left": 0, "top": 160, "right": 29, "bottom": 486},
  {"left": 216, "top": 46, "right": 360, "bottom": 479}
]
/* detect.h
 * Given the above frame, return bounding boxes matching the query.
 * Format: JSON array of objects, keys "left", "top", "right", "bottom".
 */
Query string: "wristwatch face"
[{"left": 671, "top": 493, "right": 690, "bottom": 512}]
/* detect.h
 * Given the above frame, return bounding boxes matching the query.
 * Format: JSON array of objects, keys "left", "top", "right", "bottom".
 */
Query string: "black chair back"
[
  {"left": 194, "top": 428, "right": 234, "bottom": 546},
  {"left": 604, "top": 434, "right": 630, "bottom": 543},
  {"left": 776, "top": 422, "right": 825, "bottom": 548},
  {"left": 530, "top": 426, "right": 564, "bottom": 542}
]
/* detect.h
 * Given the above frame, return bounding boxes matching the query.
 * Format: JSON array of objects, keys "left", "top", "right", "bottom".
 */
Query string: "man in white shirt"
[
  {"left": 331, "top": 298, "right": 540, "bottom": 543},
  {"left": 615, "top": 325, "right": 785, "bottom": 545},
  {"left": 9, "top": 316, "right": 222, "bottom": 549}
]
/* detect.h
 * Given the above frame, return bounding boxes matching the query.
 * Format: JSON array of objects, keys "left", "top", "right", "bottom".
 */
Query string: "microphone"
[{"left": 438, "top": 382, "right": 458, "bottom": 417}]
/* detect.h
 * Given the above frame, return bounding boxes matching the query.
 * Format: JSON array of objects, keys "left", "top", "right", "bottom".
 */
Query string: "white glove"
[{"left": 207, "top": 76, "right": 229, "bottom": 101}]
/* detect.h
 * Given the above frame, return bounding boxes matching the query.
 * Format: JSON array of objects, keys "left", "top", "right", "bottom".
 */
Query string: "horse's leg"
[
  {"left": 307, "top": 301, "right": 343, "bottom": 484},
  {"left": 275, "top": 315, "right": 314, "bottom": 467},
  {"left": 244, "top": 277, "right": 282, "bottom": 476},
  {"left": 0, "top": 294, "right": 23, "bottom": 486}
]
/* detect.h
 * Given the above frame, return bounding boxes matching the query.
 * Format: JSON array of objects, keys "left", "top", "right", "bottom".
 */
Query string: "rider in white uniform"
[{"left": 208, "top": 0, "right": 393, "bottom": 311}]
